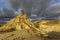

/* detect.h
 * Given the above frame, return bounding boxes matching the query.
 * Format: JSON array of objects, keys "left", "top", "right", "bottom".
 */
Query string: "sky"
[
  {"left": 0, "top": 0, "right": 60, "bottom": 11},
  {"left": 0, "top": 0, "right": 60, "bottom": 21},
  {"left": 0, "top": 0, "right": 11, "bottom": 11},
  {"left": 54, "top": 0, "right": 60, "bottom": 3}
]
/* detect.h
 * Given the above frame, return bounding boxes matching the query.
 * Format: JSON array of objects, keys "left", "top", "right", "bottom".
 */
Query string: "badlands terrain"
[{"left": 0, "top": 10, "right": 60, "bottom": 40}]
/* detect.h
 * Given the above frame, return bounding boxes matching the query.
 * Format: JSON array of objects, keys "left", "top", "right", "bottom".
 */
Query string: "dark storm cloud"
[
  {"left": 1, "top": 0, "right": 60, "bottom": 22},
  {"left": 0, "top": 0, "right": 59, "bottom": 20},
  {"left": 43, "top": 3, "right": 60, "bottom": 19},
  {"left": 0, "top": 0, "right": 16, "bottom": 17},
  {"left": 3, "top": 8, "right": 16, "bottom": 17},
  {"left": 0, "top": 8, "right": 16, "bottom": 17},
  {"left": 0, "top": 0, "right": 60, "bottom": 19},
  {"left": 7, "top": 0, "right": 53, "bottom": 20}
]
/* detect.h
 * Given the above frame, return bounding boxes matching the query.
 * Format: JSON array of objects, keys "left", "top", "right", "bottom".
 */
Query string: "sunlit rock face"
[
  {"left": 0, "top": 10, "right": 40, "bottom": 34},
  {"left": 0, "top": 10, "right": 42, "bottom": 40},
  {"left": 34, "top": 20, "right": 60, "bottom": 36},
  {"left": 0, "top": 10, "right": 60, "bottom": 40}
]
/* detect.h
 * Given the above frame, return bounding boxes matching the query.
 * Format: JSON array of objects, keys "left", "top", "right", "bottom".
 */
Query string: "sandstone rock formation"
[
  {"left": 0, "top": 10, "right": 60, "bottom": 40},
  {"left": 0, "top": 10, "right": 41, "bottom": 40},
  {"left": 0, "top": 10, "right": 40, "bottom": 31},
  {"left": 34, "top": 20, "right": 60, "bottom": 36}
]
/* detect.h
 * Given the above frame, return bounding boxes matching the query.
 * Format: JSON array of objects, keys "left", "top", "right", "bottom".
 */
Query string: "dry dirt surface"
[
  {"left": 0, "top": 29, "right": 60, "bottom": 40},
  {"left": 0, "top": 29, "right": 42, "bottom": 40}
]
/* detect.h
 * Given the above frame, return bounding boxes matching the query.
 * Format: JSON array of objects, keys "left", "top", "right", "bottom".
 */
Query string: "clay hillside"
[
  {"left": 0, "top": 10, "right": 41, "bottom": 40},
  {"left": 0, "top": 10, "right": 60, "bottom": 40},
  {"left": 34, "top": 20, "right": 60, "bottom": 40}
]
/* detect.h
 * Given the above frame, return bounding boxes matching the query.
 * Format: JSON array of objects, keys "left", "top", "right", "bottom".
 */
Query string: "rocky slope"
[
  {"left": 0, "top": 10, "right": 60, "bottom": 40},
  {"left": 0, "top": 10, "right": 42, "bottom": 40},
  {"left": 34, "top": 20, "right": 60, "bottom": 39}
]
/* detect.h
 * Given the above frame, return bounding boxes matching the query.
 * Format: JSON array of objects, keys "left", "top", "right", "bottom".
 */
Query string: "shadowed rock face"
[{"left": 43, "top": 31, "right": 60, "bottom": 40}]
